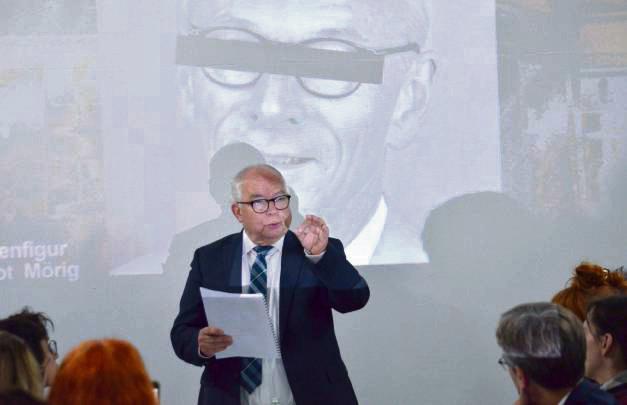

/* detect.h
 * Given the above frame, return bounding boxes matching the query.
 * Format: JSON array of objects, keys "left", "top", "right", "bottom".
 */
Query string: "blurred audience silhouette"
[
  {"left": 584, "top": 295, "right": 627, "bottom": 404},
  {"left": 496, "top": 302, "right": 617, "bottom": 405},
  {"left": 0, "top": 331, "right": 43, "bottom": 400},
  {"left": 0, "top": 308, "right": 57, "bottom": 388}
]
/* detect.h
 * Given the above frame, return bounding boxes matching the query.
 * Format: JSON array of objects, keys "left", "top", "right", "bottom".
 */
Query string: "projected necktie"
[{"left": 241, "top": 245, "right": 273, "bottom": 394}]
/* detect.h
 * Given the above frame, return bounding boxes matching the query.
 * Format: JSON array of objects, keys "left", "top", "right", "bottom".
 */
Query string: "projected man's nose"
[{"left": 252, "top": 75, "right": 303, "bottom": 123}]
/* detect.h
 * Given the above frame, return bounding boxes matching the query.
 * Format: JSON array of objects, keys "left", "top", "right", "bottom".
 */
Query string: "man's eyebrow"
[
  {"left": 187, "top": 22, "right": 369, "bottom": 50},
  {"left": 248, "top": 191, "right": 287, "bottom": 200},
  {"left": 190, "top": 16, "right": 258, "bottom": 33},
  {"left": 314, "top": 27, "right": 368, "bottom": 45}
]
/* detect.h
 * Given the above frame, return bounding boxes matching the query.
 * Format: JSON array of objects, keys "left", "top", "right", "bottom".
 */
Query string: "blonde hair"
[{"left": 0, "top": 331, "right": 43, "bottom": 399}]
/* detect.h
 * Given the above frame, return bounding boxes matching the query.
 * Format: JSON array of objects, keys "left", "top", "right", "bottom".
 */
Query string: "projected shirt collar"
[{"left": 345, "top": 197, "right": 387, "bottom": 266}]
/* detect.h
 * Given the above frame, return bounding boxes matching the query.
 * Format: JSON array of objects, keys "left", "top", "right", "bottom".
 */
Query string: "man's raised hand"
[{"left": 295, "top": 215, "right": 329, "bottom": 255}]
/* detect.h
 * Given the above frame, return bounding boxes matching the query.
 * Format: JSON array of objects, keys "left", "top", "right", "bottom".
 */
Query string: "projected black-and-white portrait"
[
  {"left": 1, "top": 0, "right": 502, "bottom": 277},
  {"left": 101, "top": 0, "right": 503, "bottom": 273},
  {"left": 172, "top": 0, "right": 500, "bottom": 266},
  {"left": 175, "top": 0, "right": 436, "bottom": 265}
]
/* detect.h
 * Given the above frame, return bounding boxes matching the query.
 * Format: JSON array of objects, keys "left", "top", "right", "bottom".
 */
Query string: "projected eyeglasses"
[{"left": 176, "top": 26, "right": 422, "bottom": 98}]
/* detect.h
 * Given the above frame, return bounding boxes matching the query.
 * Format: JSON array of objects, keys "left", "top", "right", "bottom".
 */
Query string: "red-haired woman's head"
[
  {"left": 551, "top": 262, "right": 627, "bottom": 321},
  {"left": 48, "top": 339, "right": 156, "bottom": 405}
]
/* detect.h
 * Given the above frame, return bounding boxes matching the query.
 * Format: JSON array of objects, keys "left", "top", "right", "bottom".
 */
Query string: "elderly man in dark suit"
[{"left": 171, "top": 164, "right": 369, "bottom": 405}]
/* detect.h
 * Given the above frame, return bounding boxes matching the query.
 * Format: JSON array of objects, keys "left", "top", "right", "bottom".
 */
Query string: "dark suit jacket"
[
  {"left": 565, "top": 379, "right": 618, "bottom": 405},
  {"left": 170, "top": 230, "right": 370, "bottom": 405},
  {"left": 607, "top": 383, "right": 627, "bottom": 405}
]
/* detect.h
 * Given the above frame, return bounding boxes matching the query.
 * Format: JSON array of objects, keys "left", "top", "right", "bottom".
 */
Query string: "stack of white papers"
[{"left": 200, "top": 287, "right": 279, "bottom": 359}]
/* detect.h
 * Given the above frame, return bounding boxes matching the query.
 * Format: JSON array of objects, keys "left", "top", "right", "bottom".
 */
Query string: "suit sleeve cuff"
[
  {"left": 198, "top": 347, "right": 211, "bottom": 359},
  {"left": 304, "top": 249, "right": 325, "bottom": 264}
]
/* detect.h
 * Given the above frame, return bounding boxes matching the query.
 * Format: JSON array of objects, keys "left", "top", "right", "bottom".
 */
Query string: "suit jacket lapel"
[
  {"left": 223, "top": 231, "right": 243, "bottom": 293},
  {"left": 279, "top": 231, "right": 304, "bottom": 343}
]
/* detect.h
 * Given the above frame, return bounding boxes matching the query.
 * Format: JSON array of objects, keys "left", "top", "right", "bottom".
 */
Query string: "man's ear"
[
  {"left": 511, "top": 366, "right": 529, "bottom": 392},
  {"left": 231, "top": 203, "right": 243, "bottom": 223},
  {"left": 386, "top": 56, "right": 436, "bottom": 150},
  {"left": 600, "top": 333, "right": 614, "bottom": 357}
]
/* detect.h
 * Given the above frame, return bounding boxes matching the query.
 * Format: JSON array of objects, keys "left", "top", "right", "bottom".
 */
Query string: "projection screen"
[{"left": 1, "top": 0, "right": 626, "bottom": 404}]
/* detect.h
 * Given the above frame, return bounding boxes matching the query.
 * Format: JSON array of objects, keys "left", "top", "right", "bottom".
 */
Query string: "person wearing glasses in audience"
[
  {"left": 0, "top": 308, "right": 59, "bottom": 388},
  {"left": 175, "top": 0, "right": 436, "bottom": 266},
  {"left": 496, "top": 302, "right": 617, "bottom": 405},
  {"left": 584, "top": 295, "right": 627, "bottom": 404},
  {"left": 171, "top": 164, "right": 369, "bottom": 405}
]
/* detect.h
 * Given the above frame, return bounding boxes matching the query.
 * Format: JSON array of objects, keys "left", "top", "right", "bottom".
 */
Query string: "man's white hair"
[{"left": 231, "top": 164, "right": 288, "bottom": 202}]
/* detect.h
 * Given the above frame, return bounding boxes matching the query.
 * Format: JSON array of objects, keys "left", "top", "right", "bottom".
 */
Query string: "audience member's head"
[
  {"left": 552, "top": 262, "right": 627, "bottom": 321},
  {"left": 48, "top": 338, "right": 157, "bottom": 405},
  {"left": 0, "top": 331, "right": 44, "bottom": 399},
  {"left": 0, "top": 389, "right": 45, "bottom": 405},
  {"left": 496, "top": 302, "right": 585, "bottom": 403},
  {"left": 0, "top": 307, "right": 58, "bottom": 386},
  {"left": 584, "top": 295, "right": 627, "bottom": 385}
]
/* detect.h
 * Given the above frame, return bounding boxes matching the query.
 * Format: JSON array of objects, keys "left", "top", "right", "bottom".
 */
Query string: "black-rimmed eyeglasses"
[
  {"left": 238, "top": 195, "right": 291, "bottom": 214},
  {"left": 497, "top": 356, "right": 511, "bottom": 371},
  {"left": 48, "top": 339, "right": 58, "bottom": 359}
]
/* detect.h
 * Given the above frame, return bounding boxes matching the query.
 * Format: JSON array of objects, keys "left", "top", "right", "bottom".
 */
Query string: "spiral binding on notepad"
[{"left": 262, "top": 296, "right": 282, "bottom": 356}]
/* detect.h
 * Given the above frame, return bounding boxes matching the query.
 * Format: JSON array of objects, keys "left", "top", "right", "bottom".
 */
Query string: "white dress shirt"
[
  {"left": 239, "top": 231, "right": 292, "bottom": 405},
  {"left": 345, "top": 197, "right": 387, "bottom": 265},
  {"left": 239, "top": 231, "right": 324, "bottom": 405}
]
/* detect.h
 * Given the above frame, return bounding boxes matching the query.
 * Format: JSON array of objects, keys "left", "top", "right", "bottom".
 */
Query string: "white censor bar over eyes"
[{"left": 176, "top": 35, "right": 385, "bottom": 84}]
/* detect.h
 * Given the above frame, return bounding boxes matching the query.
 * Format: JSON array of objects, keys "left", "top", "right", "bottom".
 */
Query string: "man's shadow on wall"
[
  {"left": 162, "top": 142, "right": 305, "bottom": 276},
  {"left": 337, "top": 191, "right": 548, "bottom": 404}
]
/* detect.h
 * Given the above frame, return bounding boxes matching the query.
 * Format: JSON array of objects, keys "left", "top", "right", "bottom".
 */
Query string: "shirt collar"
[
  {"left": 345, "top": 197, "right": 387, "bottom": 265},
  {"left": 557, "top": 388, "right": 573, "bottom": 405},
  {"left": 242, "top": 230, "right": 285, "bottom": 256},
  {"left": 602, "top": 369, "right": 627, "bottom": 391}
]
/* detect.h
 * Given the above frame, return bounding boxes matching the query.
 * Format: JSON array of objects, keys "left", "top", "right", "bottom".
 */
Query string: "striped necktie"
[{"left": 241, "top": 245, "right": 273, "bottom": 394}]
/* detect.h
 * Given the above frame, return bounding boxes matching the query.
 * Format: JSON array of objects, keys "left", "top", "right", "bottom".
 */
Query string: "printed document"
[{"left": 200, "top": 287, "right": 278, "bottom": 359}]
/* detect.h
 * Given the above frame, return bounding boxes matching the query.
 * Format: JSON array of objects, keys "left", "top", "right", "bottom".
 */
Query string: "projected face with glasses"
[
  {"left": 177, "top": 0, "right": 434, "bottom": 264},
  {"left": 193, "top": 27, "right": 421, "bottom": 98}
]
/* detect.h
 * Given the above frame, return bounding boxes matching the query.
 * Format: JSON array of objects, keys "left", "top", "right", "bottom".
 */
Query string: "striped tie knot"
[{"left": 253, "top": 245, "right": 273, "bottom": 255}]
